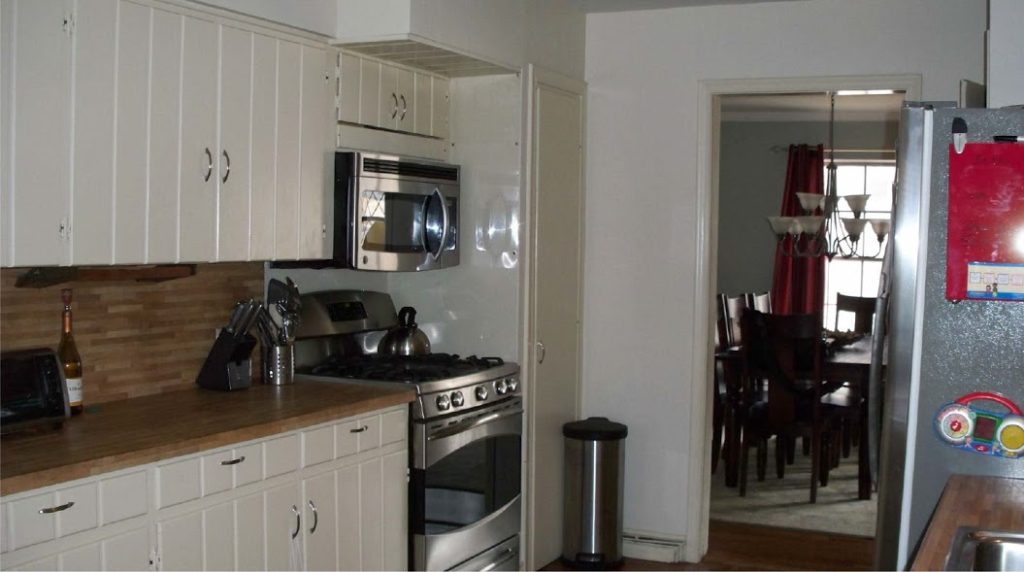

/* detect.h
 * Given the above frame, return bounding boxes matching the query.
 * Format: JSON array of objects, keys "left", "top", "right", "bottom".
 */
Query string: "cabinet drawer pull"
[
  {"left": 350, "top": 425, "right": 369, "bottom": 434},
  {"left": 308, "top": 500, "right": 318, "bottom": 534},
  {"left": 38, "top": 501, "right": 74, "bottom": 515},
  {"left": 291, "top": 505, "right": 300, "bottom": 539},
  {"left": 221, "top": 149, "right": 231, "bottom": 183},
  {"left": 203, "top": 147, "right": 213, "bottom": 182},
  {"left": 220, "top": 456, "right": 245, "bottom": 466}
]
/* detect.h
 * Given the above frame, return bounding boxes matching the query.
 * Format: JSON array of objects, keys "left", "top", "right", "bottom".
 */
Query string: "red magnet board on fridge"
[{"left": 946, "top": 143, "right": 1024, "bottom": 302}]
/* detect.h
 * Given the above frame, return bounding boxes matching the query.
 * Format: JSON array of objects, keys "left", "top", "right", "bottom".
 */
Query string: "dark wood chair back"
[
  {"left": 723, "top": 294, "right": 748, "bottom": 348},
  {"left": 741, "top": 310, "right": 823, "bottom": 431},
  {"left": 715, "top": 293, "right": 729, "bottom": 352},
  {"left": 746, "top": 291, "right": 772, "bottom": 313},
  {"left": 835, "top": 293, "right": 876, "bottom": 334}
]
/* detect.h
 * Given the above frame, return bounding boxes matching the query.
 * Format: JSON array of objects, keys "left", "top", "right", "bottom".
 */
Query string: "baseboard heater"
[{"left": 621, "top": 531, "right": 686, "bottom": 563}]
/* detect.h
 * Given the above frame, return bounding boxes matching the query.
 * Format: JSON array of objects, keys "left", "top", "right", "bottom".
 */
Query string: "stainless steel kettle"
[{"left": 378, "top": 307, "right": 431, "bottom": 356}]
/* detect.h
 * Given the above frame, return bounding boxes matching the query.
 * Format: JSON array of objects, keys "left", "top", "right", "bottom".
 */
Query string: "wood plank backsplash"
[{"left": 0, "top": 263, "right": 264, "bottom": 404}]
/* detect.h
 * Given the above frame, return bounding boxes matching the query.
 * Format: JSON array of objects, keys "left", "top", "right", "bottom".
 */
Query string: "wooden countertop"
[
  {"left": 0, "top": 378, "right": 416, "bottom": 496},
  {"left": 912, "top": 474, "right": 1024, "bottom": 570}
]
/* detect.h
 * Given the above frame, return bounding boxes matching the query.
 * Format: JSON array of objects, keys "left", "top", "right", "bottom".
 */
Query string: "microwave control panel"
[{"left": 935, "top": 392, "right": 1024, "bottom": 458}]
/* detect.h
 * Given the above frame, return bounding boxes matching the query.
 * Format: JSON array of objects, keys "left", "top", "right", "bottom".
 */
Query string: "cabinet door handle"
[
  {"left": 220, "top": 455, "right": 245, "bottom": 466},
  {"left": 537, "top": 341, "right": 546, "bottom": 364},
  {"left": 308, "top": 500, "right": 318, "bottom": 534},
  {"left": 203, "top": 148, "right": 213, "bottom": 182},
  {"left": 221, "top": 150, "right": 231, "bottom": 183},
  {"left": 399, "top": 94, "right": 407, "bottom": 121},
  {"left": 350, "top": 425, "right": 369, "bottom": 434},
  {"left": 39, "top": 501, "right": 74, "bottom": 515},
  {"left": 291, "top": 505, "right": 300, "bottom": 539},
  {"left": 391, "top": 92, "right": 398, "bottom": 119}
]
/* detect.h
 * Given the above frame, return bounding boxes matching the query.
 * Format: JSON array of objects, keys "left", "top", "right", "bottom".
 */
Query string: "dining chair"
[
  {"left": 746, "top": 291, "right": 772, "bottom": 314},
  {"left": 722, "top": 294, "right": 748, "bottom": 348},
  {"left": 738, "top": 310, "right": 840, "bottom": 503},
  {"left": 835, "top": 293, "right": 877, "bottom": 334},
  {"left": 711, "top": 294, "right": 728, "bottom": 475}
]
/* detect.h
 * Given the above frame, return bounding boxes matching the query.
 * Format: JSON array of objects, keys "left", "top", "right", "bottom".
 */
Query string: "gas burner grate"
[{"left": 309, "top": 353, "right": 504, "bottom": 383}]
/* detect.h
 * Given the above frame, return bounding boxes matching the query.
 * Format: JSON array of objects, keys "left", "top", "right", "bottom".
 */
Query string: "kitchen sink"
[{"left": 946, "top": 527, "right": 1024, "bottom": 571}]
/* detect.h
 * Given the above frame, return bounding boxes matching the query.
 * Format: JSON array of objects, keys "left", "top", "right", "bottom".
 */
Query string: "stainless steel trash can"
[{"left": 562, "top": 417, "right": 627, "bottom": 570}]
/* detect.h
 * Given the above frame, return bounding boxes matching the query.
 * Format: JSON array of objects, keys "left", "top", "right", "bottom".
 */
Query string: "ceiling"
[
  {"left": 573, "top": 0, "right": 802, "bottom": 13},
  {"left": 720, "top": 92, "right": 905, "bottom": 123}
]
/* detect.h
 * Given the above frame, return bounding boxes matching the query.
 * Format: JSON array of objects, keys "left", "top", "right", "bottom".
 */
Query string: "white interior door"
[{"left": 526, "top": 66, "right": 586, "bottom": 570}]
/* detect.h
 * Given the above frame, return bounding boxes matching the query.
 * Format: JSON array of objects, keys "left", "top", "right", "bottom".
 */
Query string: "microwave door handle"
[
  {"left": 420, "top": 194, "right": 431, "bottom": 255},
  {"left": 434, "top": 188, "right": 450, "bottom": 260}
]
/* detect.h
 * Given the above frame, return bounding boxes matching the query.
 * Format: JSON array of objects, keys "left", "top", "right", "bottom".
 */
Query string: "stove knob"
[
  {"left": 435, "top": 394, "right": 451, "bottom": 411},
  {"left": 496, "top": 379, "right": 508, "bottom": 395},
  {"left": 508, "top": 378, "right": 518, "bottom": 392},
  {"left": 475, "top": 386, "right": 489, "bottom": 401},
  {"left": 451, "top": 391, "right": 465, "bottom": 407}
]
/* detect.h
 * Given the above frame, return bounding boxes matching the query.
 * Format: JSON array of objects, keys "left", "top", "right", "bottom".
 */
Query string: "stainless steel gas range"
[{"left": 294, "top": 290, "right": 521, "bottom": 572}]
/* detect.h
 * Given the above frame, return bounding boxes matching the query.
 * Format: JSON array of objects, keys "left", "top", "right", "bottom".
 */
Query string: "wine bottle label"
[{"left": 66, "top": 377, "right": 83, "bottom": 406}]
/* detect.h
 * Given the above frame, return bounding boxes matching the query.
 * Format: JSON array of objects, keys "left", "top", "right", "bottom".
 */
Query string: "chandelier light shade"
[{"left": 766, "top": 91, "right": 892, "bottom": 259}]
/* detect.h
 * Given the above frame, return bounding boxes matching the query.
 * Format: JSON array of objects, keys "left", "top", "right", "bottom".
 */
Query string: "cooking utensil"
[
  {"left": 377, "top": 306, "right": 431, "bottom": 356},
  {"left": 286, "top": 277, "right": 301, "bottom": 314},
  {"left": 267, "top": 279, "right": 289, "bottom": 308},
  {"left": 226, "top": 301, "right": 247, "bottom": 334}
]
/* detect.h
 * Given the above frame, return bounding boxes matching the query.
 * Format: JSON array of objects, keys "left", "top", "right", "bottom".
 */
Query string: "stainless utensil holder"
[{"left": 265, "top": 344, "right": 294, "bottom": 386}]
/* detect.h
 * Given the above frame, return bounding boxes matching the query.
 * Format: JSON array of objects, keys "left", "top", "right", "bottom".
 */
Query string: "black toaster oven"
[{"left": 1, "top": 348, "right": 70, "bottom": 434}]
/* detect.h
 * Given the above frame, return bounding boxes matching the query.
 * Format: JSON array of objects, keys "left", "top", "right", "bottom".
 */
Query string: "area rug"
[{"left": 709, "top": 438, "right": 877, "bottom": 538}]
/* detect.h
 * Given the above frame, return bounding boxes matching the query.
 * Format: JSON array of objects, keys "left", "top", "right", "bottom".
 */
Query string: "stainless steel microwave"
[{"left": 334, "top": 152, "right": 459, "bottom": 271}]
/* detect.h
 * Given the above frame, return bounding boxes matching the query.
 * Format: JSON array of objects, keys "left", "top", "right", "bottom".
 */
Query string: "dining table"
[{"left": 715, "top": 334, "right": 886, "bottom": 500}]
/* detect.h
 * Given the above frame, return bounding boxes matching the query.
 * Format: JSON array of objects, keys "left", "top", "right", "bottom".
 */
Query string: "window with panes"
[{"left": 823, "top": 161, "right": 896, "bottom": 331}]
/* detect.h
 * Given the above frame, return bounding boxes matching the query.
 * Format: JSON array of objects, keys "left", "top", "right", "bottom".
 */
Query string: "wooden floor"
[{"left": 542, "top": 520, "right": 875, "bottom": 571}]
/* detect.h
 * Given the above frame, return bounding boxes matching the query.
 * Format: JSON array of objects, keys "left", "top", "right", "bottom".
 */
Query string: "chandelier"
[{"left": 766, "top": 91, "right": 891, "bottom": 259}]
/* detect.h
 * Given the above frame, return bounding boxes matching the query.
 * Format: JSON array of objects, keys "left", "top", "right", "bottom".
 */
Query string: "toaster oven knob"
[
  {"left": 450, "top": 391, "right": 465, "bottom": 407},
  {"left": 475, "top": 386, "right": 489, "bottom": 401},
  {"left": 496, "top": 379, "right": 508, "bottom": 395},
  {"left": 436, "top": 394, "right": 451, "bottom": 411}
]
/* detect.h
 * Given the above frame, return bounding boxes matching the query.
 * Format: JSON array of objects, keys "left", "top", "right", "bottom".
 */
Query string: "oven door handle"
[{"left": 427, "top": 406, "right": 521, "bottom": 442}]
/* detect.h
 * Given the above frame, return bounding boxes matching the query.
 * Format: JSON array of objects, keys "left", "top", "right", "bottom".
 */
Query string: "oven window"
[{"left": 424, "top": 434, "right": 521, "bottom": 534}]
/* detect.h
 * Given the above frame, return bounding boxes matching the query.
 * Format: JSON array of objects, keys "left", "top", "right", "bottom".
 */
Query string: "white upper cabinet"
[
  {"left": 1, "top": 0, "right": 334, "bottom": 268},
  {"left": 217, "top": 25, "right": 254, "bottom": 262},
  {"left": 178, "top": 15, "right": 219, "bottom": 263},
  {"left": 336, "top": 49, "right": 449, "bottom": 139},
  {"left": 1, "top": 0, "right": 73, "bottom": 267}
]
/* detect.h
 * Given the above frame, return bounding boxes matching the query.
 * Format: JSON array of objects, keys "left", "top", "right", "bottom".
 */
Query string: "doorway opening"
[{"left": 690, "top": 75, "right": 921, "bottom": 569}]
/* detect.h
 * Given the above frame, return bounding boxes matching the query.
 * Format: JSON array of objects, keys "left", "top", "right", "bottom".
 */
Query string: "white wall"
[
  {"left": 583, "top": 0, "right": 986, "bottom": 544},
  {"left": 988, "top": 0, "right": 1024, "bottom": 108},
  {"left": 192, "top": 0, "right": 337, "bottom": 36}
]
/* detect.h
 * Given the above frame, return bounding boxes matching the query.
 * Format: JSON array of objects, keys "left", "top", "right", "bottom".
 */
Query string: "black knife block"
[{"left": 196, "top": 331, "right": 257, "bottom": 391}]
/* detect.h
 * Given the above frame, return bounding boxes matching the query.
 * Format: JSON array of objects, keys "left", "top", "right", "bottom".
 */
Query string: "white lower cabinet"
[{"left": 1, "top": 405, "right": 408, "bottom": 572}]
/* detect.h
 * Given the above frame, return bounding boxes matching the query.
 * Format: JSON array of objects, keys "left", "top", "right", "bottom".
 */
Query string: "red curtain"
[{"left": 770, "top": 144, "right": 825, "bottom": 317}]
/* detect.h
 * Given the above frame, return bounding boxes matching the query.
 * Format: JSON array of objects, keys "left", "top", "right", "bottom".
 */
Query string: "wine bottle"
[{"left": 58, "top": 288, "right": 83, "bottom": 415}]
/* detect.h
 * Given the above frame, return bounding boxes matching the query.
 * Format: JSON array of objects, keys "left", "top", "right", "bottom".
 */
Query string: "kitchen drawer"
[
  {"left": 202, "top": 449, "right": 238, "bottom": 496},
  {"left": 234, "top": 442, "right": 263, "bottom": 487},
  {"left": 381, "top": 408, "right": 408, "bottom": 446},
  {"left": 157, "top": 457, "right": 201, "bottom": 509},
  {"left": 264, "top": 434, "right": 300, "bottom": 478},
  {"left": 336, "top": 418, "right": 360, "bottom": 458},
  {"left": 303, "top": 424, "right": 335, "bottom": 467},
  {"left": 356, "top": 415, "right": 382, "bottom": 453},
  {"left": 99, "top": 470, "right": 147, "bottom": 525},
  {"left": 5, "top": 481, "right": 98, "bottom": 550}
]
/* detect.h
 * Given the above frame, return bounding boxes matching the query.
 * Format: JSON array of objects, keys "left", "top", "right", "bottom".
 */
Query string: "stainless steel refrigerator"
[{"left": 875, "top": 103, "right": 1024, "bottom": 570}]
